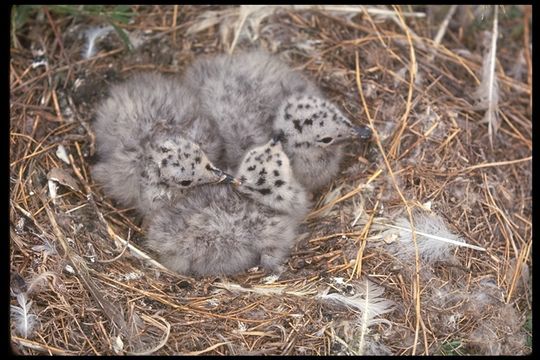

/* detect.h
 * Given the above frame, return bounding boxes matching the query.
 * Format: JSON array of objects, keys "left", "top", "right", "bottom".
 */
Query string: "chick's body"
[
  {"left": 92, "top": 73, "right": 226, "bottom": 216},
  {"left": 147, "top": 184, "right": 297, "bottom": 276},
  {"left": 146, "top": 139, "right": 310, "bottom": 277}
]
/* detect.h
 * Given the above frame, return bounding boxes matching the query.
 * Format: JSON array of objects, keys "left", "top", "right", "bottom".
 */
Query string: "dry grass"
[{"left": 10, "top": 5, "right": 532, "bottom": 355}]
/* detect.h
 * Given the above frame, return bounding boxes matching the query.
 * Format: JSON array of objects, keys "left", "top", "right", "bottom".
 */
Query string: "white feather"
[
  {"left": 31, "top": 239, "right": 57, "bottom": 257},
  {"left": 318, "top": 279, "right": 395, "bottom": 355},
  {"left": 10, "top": 293, "right": 38, "bottom": 338},
  {"left": 379, "top": 212, "right": 477, "bottom": 264},
  {"left": 82, "top": 25, "right": 114, "bottom": 59},
  {"left": 474, "top": 6, "right": 500, "bottom": 149}
]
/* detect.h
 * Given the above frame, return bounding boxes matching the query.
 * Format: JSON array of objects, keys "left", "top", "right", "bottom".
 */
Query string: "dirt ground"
[{"left": 10, "top": 5, "right": 531, "bottom": 355}]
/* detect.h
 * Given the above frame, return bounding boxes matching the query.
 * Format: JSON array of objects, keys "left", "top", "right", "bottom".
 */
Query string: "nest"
[{"left": 10, "top": 5, "right": 531, "bottom": 355}]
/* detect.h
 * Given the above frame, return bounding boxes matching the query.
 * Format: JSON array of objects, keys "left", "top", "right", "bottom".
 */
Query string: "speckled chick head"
[
  {"left": 274, "top": 94, "right": 371, "bottom": 150},
  {"left": 235, "top": 136, "right": 310, "bottom": 219},
  {"left": 143, "top": 124, "right": 235, "bottom": 197}
]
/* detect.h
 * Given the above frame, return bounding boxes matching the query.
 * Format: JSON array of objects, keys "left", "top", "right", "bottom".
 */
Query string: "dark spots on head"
[
  {"left": 181, "top": 166, "right": 185, "bottom": 172},
  {"left": 247, "top": 165, "right": 256, "bottom": 171},
  {"left": 276, "top": 195, "right": 284, "bottom": 201},
  {"left": 285, "top": 103, "right": 292, "bottom": 112},
  {"left": 285, "top": 113, "right": 292, "bottom": 120},
  {"left": 184, "top": 153, "right": 191, "bottom": 159},
  {"left": 322, "top": 112, "right": 328, "bottom": 119},
  {"left": 240, "top": 175, "right": 247, "bottom": 182},
  {"left": 160, "top": 146, "right": 170, "bottom": 153},
  {"left": 180, "top": 180, "right": 192, "bottom": 187},
  {"left": 172, "top": 161, "right": 180, "bottom": 167},
  {"left": 337, "top": 134, "right": 342, "bottom": 138},
  {"left": 141, "top": 170, "right": 148, "bottom": 179},
  {"left": 194, "top": 156, "right": 201, "bottom": 163},
  {"left": 265, "top": 148, "right": 271, "bottom": 154},
  {"left": 332, "top": 114, "right": 337, "bottom": 121},
  {"left": 319, "top": 121, "right": 325, "bottom": 127},
  {"left": 293, "top": 120, "right": 303, "bottom": 133},
  {"left": 298, "top": 104, "right": 304, "bottom": 109},
  {"left": 246, "top": 156, "right": 252, "bottom": 163},
  {"left": 304, "top": 119, "right": 313, "bottom": 126},
  {"left": 191, "top": 171, "right": 195, "bottom": 176},
  {"left": 256, "top": 177, "right": 266, "bottom": 186},
  {"left": 161, "top": 158, "right": 168, "bottom": 166},
  {"left": 294, "top": 142, "right": 302, "bottom": 148},
  {"left": 275, "top": 180, "right": 285, "bottom": 187},
  {"left": 205, "top": 164, "right": 213, "bottom": 171},
  {"left": 254, "top": 154, "right": 263, "bottom": 162},
  {"left": 191, "top": 163, "right": 195, "bottom": 170},
  {"left": 158, "top": 181, "right": 169, "bottom": 188},
  {"left": 276, "top": 160, "right": 282, "bottom": 167},
  {"left": 259, "top": 168, "right": 267, "bottom": 176},
  {"left": 266, "top": 155, "right": 273, "bottom": 162},
  {"left": 257, "top": 188, "right": 272, "bottom": 195},
  {"left": 167, "top": 154, "right": 173, "bottom": 159},
  {"left": 273, "top": 170, "right": 280, "bottom": 177}
]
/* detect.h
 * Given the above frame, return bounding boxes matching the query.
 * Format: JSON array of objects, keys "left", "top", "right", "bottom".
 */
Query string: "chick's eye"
[
  {"left": 319, "top": 137, "right": 334, "bottom": 144},
  {"left": 180, "top": 180, "right": 192, "bottom": 187}
]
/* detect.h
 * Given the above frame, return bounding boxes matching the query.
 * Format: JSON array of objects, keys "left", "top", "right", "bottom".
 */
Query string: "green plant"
[
  {"left": 524, "top": 313, "right": 532, "bottom": 349},
  {"left": 439, "top": 340, "right": 465, "bottom": 356},
  {"left": 11, "top": 5, "right": 135, "bottom": 50}
]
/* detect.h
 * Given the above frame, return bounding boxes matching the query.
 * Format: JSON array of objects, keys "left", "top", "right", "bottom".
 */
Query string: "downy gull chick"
[
  {"left": 91, "top": 72, "right": 236, "bottom": 217},
  {"left": 182, "top": 50, "right": 372, "bottom": 192},
  {"left": 145, "top": 136, "right": 311, "bottom": 277}
]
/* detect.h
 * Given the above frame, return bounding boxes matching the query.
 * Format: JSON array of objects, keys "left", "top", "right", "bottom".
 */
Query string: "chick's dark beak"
[
  {"left": 270, "top": 130, "right": 286, "bottom": 145},
  {"left": 223, "top": 173, "right": 242, "bottom": 186},
  {"left": 353, "top": 125, "right": 372, "bottom": 140},
  {"left": 210, "top": 167, "right": 242, "bottom": 186}
]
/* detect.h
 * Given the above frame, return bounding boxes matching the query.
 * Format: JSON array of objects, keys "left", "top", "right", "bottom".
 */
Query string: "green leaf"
[
  {"left": 12, "top": 5, "right": 39, "bottom": 29},
  {"left": 109, "top": 22, "right": 134, "bottom": 52}
]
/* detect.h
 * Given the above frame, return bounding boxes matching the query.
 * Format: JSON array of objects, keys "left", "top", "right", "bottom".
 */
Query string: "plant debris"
[{"left": 10, "top": 5, "right": 531, "bottom": 355}]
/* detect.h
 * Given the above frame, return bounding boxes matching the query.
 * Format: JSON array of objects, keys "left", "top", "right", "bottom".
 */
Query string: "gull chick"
[
  {"left": 91, "top": 72, "right": 234, "bottom": 217},
  {"left": 183, "top": 50, "right": 372, "bottom": 192},
  {"left": 146, "top": 136, "right": 311, "bottom": 277}
]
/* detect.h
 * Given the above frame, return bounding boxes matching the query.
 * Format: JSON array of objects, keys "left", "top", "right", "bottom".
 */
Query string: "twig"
[
  {"left": 126, "top": 314, "right": 171, "bottom": 355},
  {"left": 172, "top": 5, "right": 178, "bottom": 45},
  {"left": 355, "top": 50, "right": 426, "bottom": 355},
  {"left": 427, "top": 5, "right": 458, "bottom": 62},
  {"left": 387, "top": 6, "right": 417, "bottom": 160},
  {"left": 307, "top": 169, "right": 382, "bottom": 220},
  {"left": 228, "top": 6, "right": 251, "bottom": 54},
  {"left": 462, "top": 156, "right": 531, "bottom": 173},
  {"left": 351, "top": 201, "right": 380, "bottom": 279},
  {"left": 506, "top": 238, "right": 531, "bottom": 303},
  {"left": 11, "top": 336, "right": 76, "bottom": 355}
]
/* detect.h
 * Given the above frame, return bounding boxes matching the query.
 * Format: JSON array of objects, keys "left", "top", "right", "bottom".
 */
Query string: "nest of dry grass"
[{"left": 10, "top": 5, "right": 532, "bottom": 355}]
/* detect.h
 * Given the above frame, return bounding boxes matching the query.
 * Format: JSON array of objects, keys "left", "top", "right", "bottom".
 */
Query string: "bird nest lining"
[{"left": 10, "top": 5, "right": 531, "bottom": 355}]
